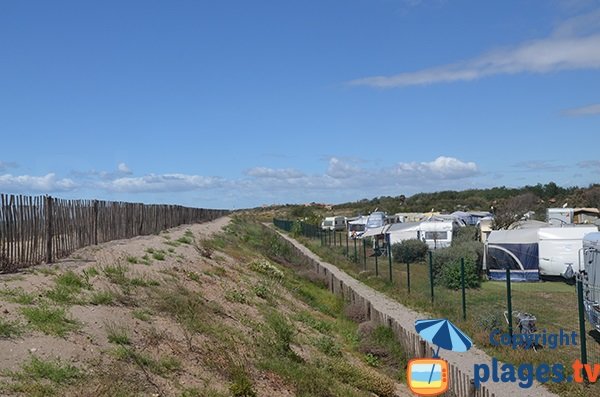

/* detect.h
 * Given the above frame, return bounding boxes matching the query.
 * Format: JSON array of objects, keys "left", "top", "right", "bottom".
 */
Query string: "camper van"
[
  {"left": 321, "top": 216, "right": 346, "bottom": 231},
  {"left": 582, "top": 233, "right": 600, "bottom": 331}
]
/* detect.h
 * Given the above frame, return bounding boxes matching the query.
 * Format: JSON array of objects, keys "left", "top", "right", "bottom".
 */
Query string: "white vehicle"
[
  {"left": 321, "top": 216, "right": 346, "bottom": 231},
  {"left": 484, "top": 226, "right": 598, "bottom": 281},
  {"left": 365, "top": 211, "right": 386, "bottom": 231},
  {"left": 538, "top": 226, "right": 598, "bottom": 277},
  {"left": 347, "top": 216, "right": 368, "bottom": 239},
  {"left": 582, "top": 232, "right": 600, "bottom": 331},
  {"left": 547, "top": 208, "right": 574, "bottom": 227},
  {"left": 419, "top": 221, "right": 454, "bottom": 249}
]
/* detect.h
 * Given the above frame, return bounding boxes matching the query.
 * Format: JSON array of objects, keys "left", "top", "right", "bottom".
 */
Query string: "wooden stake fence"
[{"left": 0, "top": 194, "right": 228, "bottom": 272}]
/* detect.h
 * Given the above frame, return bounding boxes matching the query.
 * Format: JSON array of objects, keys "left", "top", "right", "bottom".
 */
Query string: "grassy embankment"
[{"left": 0, "top": 218, "right": 408, "bottom": 397}]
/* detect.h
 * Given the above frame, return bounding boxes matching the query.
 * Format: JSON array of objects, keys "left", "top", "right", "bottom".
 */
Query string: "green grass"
[
  {"left": 141, "top": 254, "right": 152, "bottom": 266},
  {"left": 19, "top": 356, "right": 81, "bottom": 384},
  {"left": 21, "top": 305, "right": 79, "bottom": 336},
  {"left": 126, "top": 256, "right": 139, "bottom": 264},
  {"left": 176, "top": 236, "right": 193, "bottom": 245},
  {"left": 112, "top": 346, "right": 181, "bottom": 376},
  {"left": 0, "top": 287, "right": 36, "bottom": 305},
  {"left": 88, "top": 290, "right": 115, "bottom": 305},
  {"left": 152, "top": 250, "right": 166, "bottom": 261},
  {"left": 132, "top": 309, "right": 152, "bottom": 322},
  {"left": 2, "top": 355, "right": 81, "bottom": 396},
  {"left": 0, "top": 318, "right": 22, "bottom": 338},
  {"left": 106, "top": 322, "right": 131, "bottom": 345},
  {"left": 83, "top": 267, "right": 99, "bottom": 277}
]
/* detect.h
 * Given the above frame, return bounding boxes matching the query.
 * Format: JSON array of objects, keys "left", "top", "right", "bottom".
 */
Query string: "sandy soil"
[{"left": 0, "top": 216, "right": 412, "bottom": 397}]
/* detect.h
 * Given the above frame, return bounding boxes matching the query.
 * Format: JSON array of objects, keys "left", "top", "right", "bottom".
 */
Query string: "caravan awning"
[{"left": 363, "top": 225, "right": 390, "bottom": 238}]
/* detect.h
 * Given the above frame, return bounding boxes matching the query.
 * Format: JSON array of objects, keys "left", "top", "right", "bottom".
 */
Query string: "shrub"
[
  {"left": 248, "top": 260, "right": 284, "bottom": 281},
  {"left": 432, "top": 240, "right": 484, "bottom": 282},
  {"left": 392, "top": 239, "right": 428, "bottom": 263},
  {"left": 439, "top": 258, "right": 480, "bottom": 289},
  {"left": 453, "top": 226, "right": 478, "bottom": 244},
  {"left": 290, "top": 220, "right": 303, "bottom": 237}
]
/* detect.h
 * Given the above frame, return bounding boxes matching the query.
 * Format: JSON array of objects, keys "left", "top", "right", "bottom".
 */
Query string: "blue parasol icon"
[{"left": 415, "top": 319, "right": 473, "bottom": 384}]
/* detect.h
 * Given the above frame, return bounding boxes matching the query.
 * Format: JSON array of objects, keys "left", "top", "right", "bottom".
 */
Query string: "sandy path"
[{"left": 272, "top": 227, "right": 560, "bottom": 397}]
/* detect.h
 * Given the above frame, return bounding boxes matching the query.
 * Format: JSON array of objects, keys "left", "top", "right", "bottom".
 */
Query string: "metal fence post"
[
  {"left": 353, "top": 238, "right": 357, "bottom": 263},
  {"left": 387, "top": 234, "right": 393, "bottom": 283},
  {"left": 461, "top": 258, "right": 467, "bottom": 320},
  {"left": 375, "top": 245, "right": 379, "bottom": 276},
  {"left": 428, "top": 251, "right": 434, "bottom": 304},
  {"left": 363, "top": 239, "right": 367, "bottom": 270},
  {"left": 406, "top": 259, "right": 411, "bottom": 293},
  {"left": 345, "top": 233, "right": 349, "bottom": 257},
  {"left": 506, "top": 268, "right": 513, "bottom": 338},
  {"left": 577, "top": 278, "right": 588, "bottom": 372}
]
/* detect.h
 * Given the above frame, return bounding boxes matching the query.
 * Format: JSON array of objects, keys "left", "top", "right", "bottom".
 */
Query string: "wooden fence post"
[
  {"left": 45, "top": 195, "right": 53, "bottom": 263},
  {"left": 93, "top": 200, "right": 99, "bottom": 245}
]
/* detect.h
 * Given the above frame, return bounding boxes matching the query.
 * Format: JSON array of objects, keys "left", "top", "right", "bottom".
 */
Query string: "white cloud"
[
  {"left": 245, "top": 167, "right": 305, "bottom": 179},
  {"left": 117, "top": 162, "right": 132, "bottom": 174},
  {"left": 244, "top": 156, "right": 478, "bottom": 191},
  {"left": 104, "top": 173, "right": 221, "bottom": 193},
  {"left": 392, "top": 156, "right": 479, "bottom": 180},
  {"left": 512, "top": 160, "right": 562, "bottom": 171},
  {"left": 348, "top": 11, "right": 600, "bottom": 88},
  {"left": 0, "top": 173, "right": 77, "bottom": 193},
  {"left": 562, "top": 103, "right": 600, "bottom": 116},
  {"left": 326, "top": 157, "right": 361, "bottom": 179}
]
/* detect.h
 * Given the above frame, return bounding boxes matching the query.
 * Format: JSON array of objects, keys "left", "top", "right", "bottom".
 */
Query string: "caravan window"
[
  {"left": 425, "top": 231, "right": 447, "bottom": 240},
  {"left": 349, "top": 224, "right": 365, "bottom": 232},
  {"left": 323, "top": 220, "right": 333, "bottom": 226},
  {"left": 487, "top": 247, "right": 521, "bottom": 270}
]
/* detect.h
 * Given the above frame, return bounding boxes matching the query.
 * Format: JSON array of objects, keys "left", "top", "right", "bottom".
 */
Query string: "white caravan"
[
  {"left": 347, "top": 216, "right": 368, "bottom": 239},
  {"left": 538, "top": 226, "right": 598, "bottom": 277},
  {"left": 582, "top": 233, "right": 600, "bottom": 331},
  {"left": 420, "top": 221, "right": 455, "bottom": 249},
  {"left": 321, "top": 216, "right": 346, "bottom": 231}
]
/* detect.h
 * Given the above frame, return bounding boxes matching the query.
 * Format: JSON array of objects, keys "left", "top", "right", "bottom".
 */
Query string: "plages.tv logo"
[{"left": 407, "top": 318, "right": 473, "bottom": 396}]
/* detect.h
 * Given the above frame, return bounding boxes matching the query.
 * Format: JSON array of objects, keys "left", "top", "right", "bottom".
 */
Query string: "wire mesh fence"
[{"left": 273, "top": 217, "right": 600, "bottom": 392}]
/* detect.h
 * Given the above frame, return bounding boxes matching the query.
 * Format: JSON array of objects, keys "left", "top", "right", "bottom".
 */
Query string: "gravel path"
[{"left": 272, "top": 228, "right": 561, "bottom": 397}]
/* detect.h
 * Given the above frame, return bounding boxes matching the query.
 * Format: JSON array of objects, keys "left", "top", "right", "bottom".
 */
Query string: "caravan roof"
[
  {"left": 538, "top": 227, "right": 598, "bottom": 241},
  {"left": 387, "top": 222, "right": 421, "bottom": 233},
  {"left": 487, "top": 228, "right": 539, "bottom": 244},
  {"left": 584, "top": 232, "right": 600, "bottom": 249}
]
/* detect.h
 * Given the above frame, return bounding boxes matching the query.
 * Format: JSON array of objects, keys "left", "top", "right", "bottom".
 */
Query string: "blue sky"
[{"left": 1, "top": 0, "right": 599, "bottom": 209}]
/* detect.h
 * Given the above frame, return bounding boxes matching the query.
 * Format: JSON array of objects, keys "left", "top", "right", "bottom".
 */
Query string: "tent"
[{"left": 484, "top": 229, "right": 540, "bottom": 281}]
